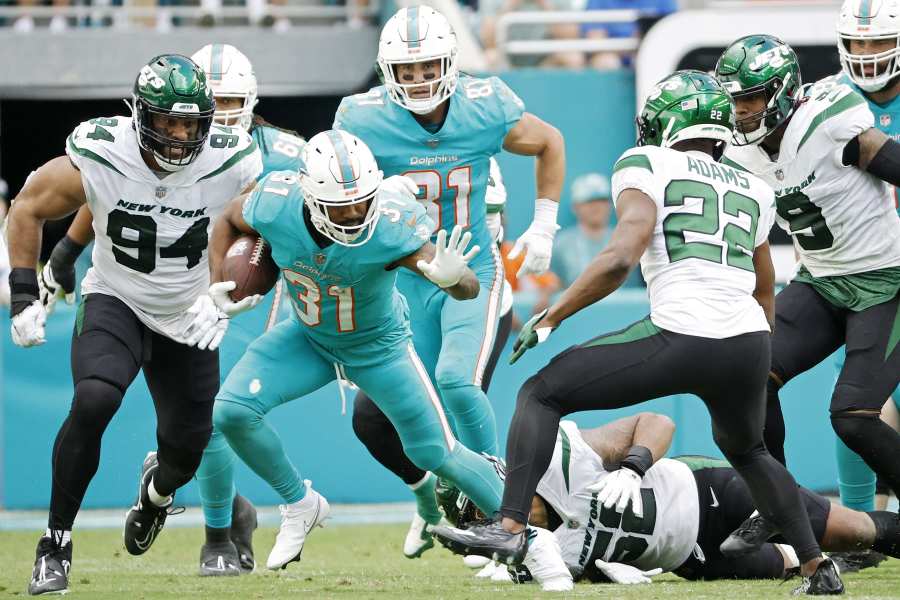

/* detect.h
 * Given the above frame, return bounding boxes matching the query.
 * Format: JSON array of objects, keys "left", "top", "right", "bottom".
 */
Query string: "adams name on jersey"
[
  {"left": 538, "top": 421, "right": 699, "bottom": 577},
  {"left": 611, "top": 145, "right": 776, "bottom": 339},
  {"left": 725, "top": 76, "right": 900, "bottom": 277},
  {"left": 67, "top": 117, "right": 262, "bottom": 340}
]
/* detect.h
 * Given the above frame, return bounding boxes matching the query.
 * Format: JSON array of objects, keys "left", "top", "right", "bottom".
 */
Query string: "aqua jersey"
[
  {"left": 251, "top": 124, "right": 306, "bottom": 178},
  {"left": 333, "top": 75, "right": 524, "bottom": 267},
  {"left": 243, "top": 171, "right": 434, "bottom": 363},
  {"left": 838, "top": 73, "right": 900, "bottom": 214}
]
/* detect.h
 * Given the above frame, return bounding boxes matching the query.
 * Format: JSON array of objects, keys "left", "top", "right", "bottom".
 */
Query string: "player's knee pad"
[
  {"left": 402, "top": 440, "right": 448, "bottom": 473},
  {"left": 71, "top": 378, "right": 124, "bottom": 431},
  {"left": 831, "top": 410, "right": 881, "bottom": 448},
  {"left": 213, "top": 400, "right": 261, "bottom": 435}
]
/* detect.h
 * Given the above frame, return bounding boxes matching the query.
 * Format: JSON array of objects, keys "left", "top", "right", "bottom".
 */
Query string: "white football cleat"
[
  {"left": 464, "top": 555, "right": 492, "bottom": 569},
  {"left": 475, "top": 560, "right": 498, "bottom": 578},
  {"left": 403, "top": 513, "right": 434, "bottom": 558},
  {"left": 266, "top": 480, "right": 329, "bottom": 570},
  {"left": 522, "top": 528, "right": 573, "bottom": 592},
  {"left": 490, "top": 563, "right": 513, "bottom": 583}
]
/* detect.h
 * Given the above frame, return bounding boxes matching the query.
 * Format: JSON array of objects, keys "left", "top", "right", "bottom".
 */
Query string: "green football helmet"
[
  {"left": 714, "top": 34, "right": 802, "bottom": 146},
  {"left": 435, "top": 478, "right": 483, "bottom": 528},
  {"left": 637, "top": 69, "right": 735, "bottom": 160},
  {"left": 132, "top": 54, "right": 215, "bottom": 172}
]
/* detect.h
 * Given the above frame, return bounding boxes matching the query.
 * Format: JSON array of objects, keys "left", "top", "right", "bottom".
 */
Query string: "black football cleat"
[
  {"left": 791, "top": 558, "right": 844, "bottom": 595},
  {"left": 27, "top": 535, "right": 72, "bottom": 595},
  {"left": 199, "top": 541, "right": 241, "bottom": 577},
  {"left": 123, "top": 452, "right": 182, "bottom": 556},
  {"left": 827, "top": 550, "right": 886, "bottom": 573},
  {"left": 720, "top": 512, "right": 779, "bottom": 557},
  {"left": 230, "top": 493, "right": 258, "bottom": 573},
  {"left": 432, "top": 518, "right": 529, "bottom": 565}
]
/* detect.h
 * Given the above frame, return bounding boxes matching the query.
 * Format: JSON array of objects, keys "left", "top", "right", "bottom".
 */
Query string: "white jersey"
[
  {"left": 726, "top": 76, "right": 900, "bottom": 277},
  {"left": 66, "top": 116, "right": 262, "bottom": 341},
  {"left": 611, "top": 145, "right": 775, "bottom": 338},
  {"left": 537, "top": 421, "right": 699, "bottom": 575}
]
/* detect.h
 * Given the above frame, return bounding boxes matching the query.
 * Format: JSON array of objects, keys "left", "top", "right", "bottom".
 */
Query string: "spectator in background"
[
  {"left": 12, "top": 0, "right": 71, "bottom": 32},
  {"left": 479, "top": 0, "right": 585, "bottom": 69},
  {"left": 581, "top": 0, "right": 677, "bottom": 69},
  {"left": 551, "top": 172, "right": 643, "bottom": 288}
]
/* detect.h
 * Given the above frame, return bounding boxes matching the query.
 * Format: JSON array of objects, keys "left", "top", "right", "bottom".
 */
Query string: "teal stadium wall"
[{"left": 1, "top": 70, "right": 841, "bottom": 509}]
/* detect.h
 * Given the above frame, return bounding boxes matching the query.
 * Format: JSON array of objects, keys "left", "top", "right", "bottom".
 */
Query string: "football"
[{"left": 222, "top": 235, "right": 280, "bottom": 301}]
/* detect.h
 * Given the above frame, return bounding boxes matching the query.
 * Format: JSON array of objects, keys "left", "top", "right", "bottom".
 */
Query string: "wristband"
[
  {"left": 10, "top": 267, "right": 39, "bottom": 317},
  {"left": 532, "top": 198, "right": 559, "bottom": 231},
  {"left": 620, "top": 445, "right": 653, "bottom": 478},
  {"left": 50, "top": 235, "right": 87, "bottom": 270}
]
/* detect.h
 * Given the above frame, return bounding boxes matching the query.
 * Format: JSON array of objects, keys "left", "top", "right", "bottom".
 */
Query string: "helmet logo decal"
[
  {"left": 138, "top": 65, "right": 165, "bottom": 90},
  {"left": 172, "top": 103, "right": 200, "bottom": 113},
  {"left": 209, "top": 43, "right": 225, "bottom": 81},
  {"left": 749, "top": 45, "right": 792, "bottom": 71},
  {"left": 858, "top": 0, "right": 872, "bottom": 25}
]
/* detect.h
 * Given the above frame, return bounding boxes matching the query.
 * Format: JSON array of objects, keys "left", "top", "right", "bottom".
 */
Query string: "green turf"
[{"left": 2, "top": 524, "right": 900, "bottom": 599}]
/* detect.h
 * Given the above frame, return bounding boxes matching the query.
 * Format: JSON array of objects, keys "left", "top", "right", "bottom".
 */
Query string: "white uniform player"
[
  {"left": 612, "top": 144, "right": 775, "bottom": 339},
  {"left": 68, "top": 117, "right": 261, "bottom": 342},
  {"left": 726, "top": 76, "right": 900, "bottom": 276},
  {"left": 539, "top": 421, "right": 699, "bottom": 575}
]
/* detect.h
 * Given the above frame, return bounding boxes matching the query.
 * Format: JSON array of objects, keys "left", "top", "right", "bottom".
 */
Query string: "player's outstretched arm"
[
  {"left": 395, "top": 226, "right": 480, "bottom": 301},
  {"left": 502, "top": 113, "right": 565, "bottom": 277},
  {"left": 540, "top": 189, "right": 655, "bottom": 329},
  {"left": 844, "top": 127, "right": 900, "bottom": 186},
  {"left": 7, "top": 156, "right": 87, "bottom": 347},
  {"left": 752, "top": 241, "right": 776, "bottom": 331}
]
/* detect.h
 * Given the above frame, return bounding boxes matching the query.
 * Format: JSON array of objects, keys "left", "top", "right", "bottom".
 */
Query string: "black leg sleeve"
[
  {"left": 764, "top": 378, "right": 787, "bottom": 466},
  {"left": 832, "top": 411, "right": 900, "bottom": 501},
  {"left": 352, "top": 391, "right": 426, "bottom": 486},
  {"left": 868, "top": 510, "right": 900, "bottom": 558}
]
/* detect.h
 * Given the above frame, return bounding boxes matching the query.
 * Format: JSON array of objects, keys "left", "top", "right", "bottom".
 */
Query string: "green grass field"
[{"left": 2, "top": 524, "right": 900, "bottom": 599}]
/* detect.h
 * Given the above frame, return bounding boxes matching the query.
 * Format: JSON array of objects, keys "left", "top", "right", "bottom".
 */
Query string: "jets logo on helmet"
[
  {"left": 838, "top": 0, "right": 900, "bottom": 92},
  {"left": 715, "top": 35, "right": 802, "bottom": 146},
  {"left": 637, "top": 70, "right": 735, "bottom": 160},
  {"left": 131, "top": 54, "right": 215, "bottom": 172},
  {"left": 298, "top": 130, "right": 384, "bottom": 247},
  {"left": 191, "top": 43, "right": 259, "bottom": 130},
  {"left": 376, "top": 5, "right": 459, "bottom": 115}
]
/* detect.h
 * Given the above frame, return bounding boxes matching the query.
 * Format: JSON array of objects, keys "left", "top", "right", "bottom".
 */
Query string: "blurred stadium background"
[{"left": 0, "top": 0, "right": 858, "bottom": 515}]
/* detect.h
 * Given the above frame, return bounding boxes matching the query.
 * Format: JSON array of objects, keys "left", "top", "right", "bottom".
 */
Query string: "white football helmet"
[
  {"left": 299, "top": 130, "right": 384, "bottom": 247},
  {"left": 838, "top": 0, "right": 900, "bottom": 92},
  {"left": 377, "top": 5, "right": 459, "bottom": 115},
  {"left": 191, "top": 43, "right": 258, "bottom": 130}
]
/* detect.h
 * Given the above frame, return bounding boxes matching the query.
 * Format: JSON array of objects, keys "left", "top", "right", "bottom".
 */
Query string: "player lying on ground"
[
  {"left": 432, "top": 70, "right": 843, "bottom": 595},
  {"left": 436, "top": 413, "right": 900, "bottom": 586}
]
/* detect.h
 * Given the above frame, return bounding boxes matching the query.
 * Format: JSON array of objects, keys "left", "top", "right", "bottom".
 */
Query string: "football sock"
[
  {"left": 45, "top": 529, "right": 72, "bottom": 547},
  {"left": 205, "top": 525, "right": 231, "bottom": 545},
  {"left": 215, "top": 401, "right": 306, "bottom": 504},
  {"left": 148, "top": 478, "right": 172, "bottom": 507},
  {"left": 835, "top": 436, "right": 876, "bottom": 511},
  {"left": 868, "top": 510, "right": 900, "bottom": 558},
  {"left": 409, "top": 472, "right": 442, "bottom": 525},
  {"left": 196, "top": 430, "right": 237, "bottom": 529},
  {"left": 434, "top": 445, "right": 502, "bottom": 518}
]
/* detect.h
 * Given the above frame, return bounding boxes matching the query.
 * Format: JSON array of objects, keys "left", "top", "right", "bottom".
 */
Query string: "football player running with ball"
[
  {"left": 9, "top": 55, "right": 262, "bottom": 596},
  {"left": 829, "top": 0, "right": 900, "bottom": 523},
  {"left": 36, "top": 43, "right": 307, "bottom": 576},
  {"left": 715, "top": 37, "right": 900, "bottom": 573},
  {"left": 333, "top": 4, "right": 565, "bottom": 556},
  {"left": 195, "top": 131, "right": 571, "bottom": 582},
  {"left": 433, "top": 70, "right": 845, "bottom": 595}
]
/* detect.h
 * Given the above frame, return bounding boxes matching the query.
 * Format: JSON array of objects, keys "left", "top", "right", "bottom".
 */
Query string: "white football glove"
[
  {"left": 378, "top": 175, "right": 420, "bottom": 200},
  {"left": 594, "top": 559, "right": 662, "bottom": 584},
  {"left": 587, "top": 467, "right": 644, "bottom": 518},
  {"left": 508, "top": 198, "right": 559, "bottom": 278},
  {"left": 417, "top": 225, "right": 480, "bottom": 289},
  {"left": 38, "top": 261, "right": 76, "bottom": 315},
  {"left": 11, "top": 299, "right": 47, "bottom": 347},
  {"left": 183, "top": 294, "right": 228, "bottom": 351},
  {"left": 208, "top": 281, "right": 262, "bottom": 318}
]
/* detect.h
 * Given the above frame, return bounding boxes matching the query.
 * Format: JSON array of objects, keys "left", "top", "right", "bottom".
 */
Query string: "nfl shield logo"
[
  {"left": 775, "top": 169, "right": 784, "bottom": 181},
  {"left": 155, "top": 186, "right": 167, "bottom": 199},
  {"left": 314, "top": 253, "right": 326, "bottom": 265},
  {"left": 425, "top": 139, "right": 440, "bottom": 149},
  {"left": 881, "top": 114, "right": 892, "bottom": 127}
]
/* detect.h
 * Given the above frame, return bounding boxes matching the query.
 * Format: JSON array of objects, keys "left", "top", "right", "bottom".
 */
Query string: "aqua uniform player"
[
  {"left": 192, "top": 130, "right": 527, "bottom": 574},
  {"left": 334, "top": 4, "right": 565, "bottom": 554},
  {"left": 433, "top": 70, "right": 845, "bottom": 595},
  {"left": 831, "top": 0, "right": 900, "bottom": 516},
  {"left": 36, "top": 44, "right": 307, "bottom": 576}
]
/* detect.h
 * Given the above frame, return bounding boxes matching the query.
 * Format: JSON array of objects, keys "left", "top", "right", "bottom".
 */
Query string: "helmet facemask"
[
  {"left": 300, "top": 177, "right": 382, "bottom": 247},
  {"left": 132, "top": 97, "right": 214, "bottom": 172},
  {"left": 378, "top": 54, "right": 458, "bottom": 115},
  {"left": 839, "top": 33, "right": 900, "bottom": 92},
  {"left": 212, "top": 92, "right": 257, "bottom": 131}
]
